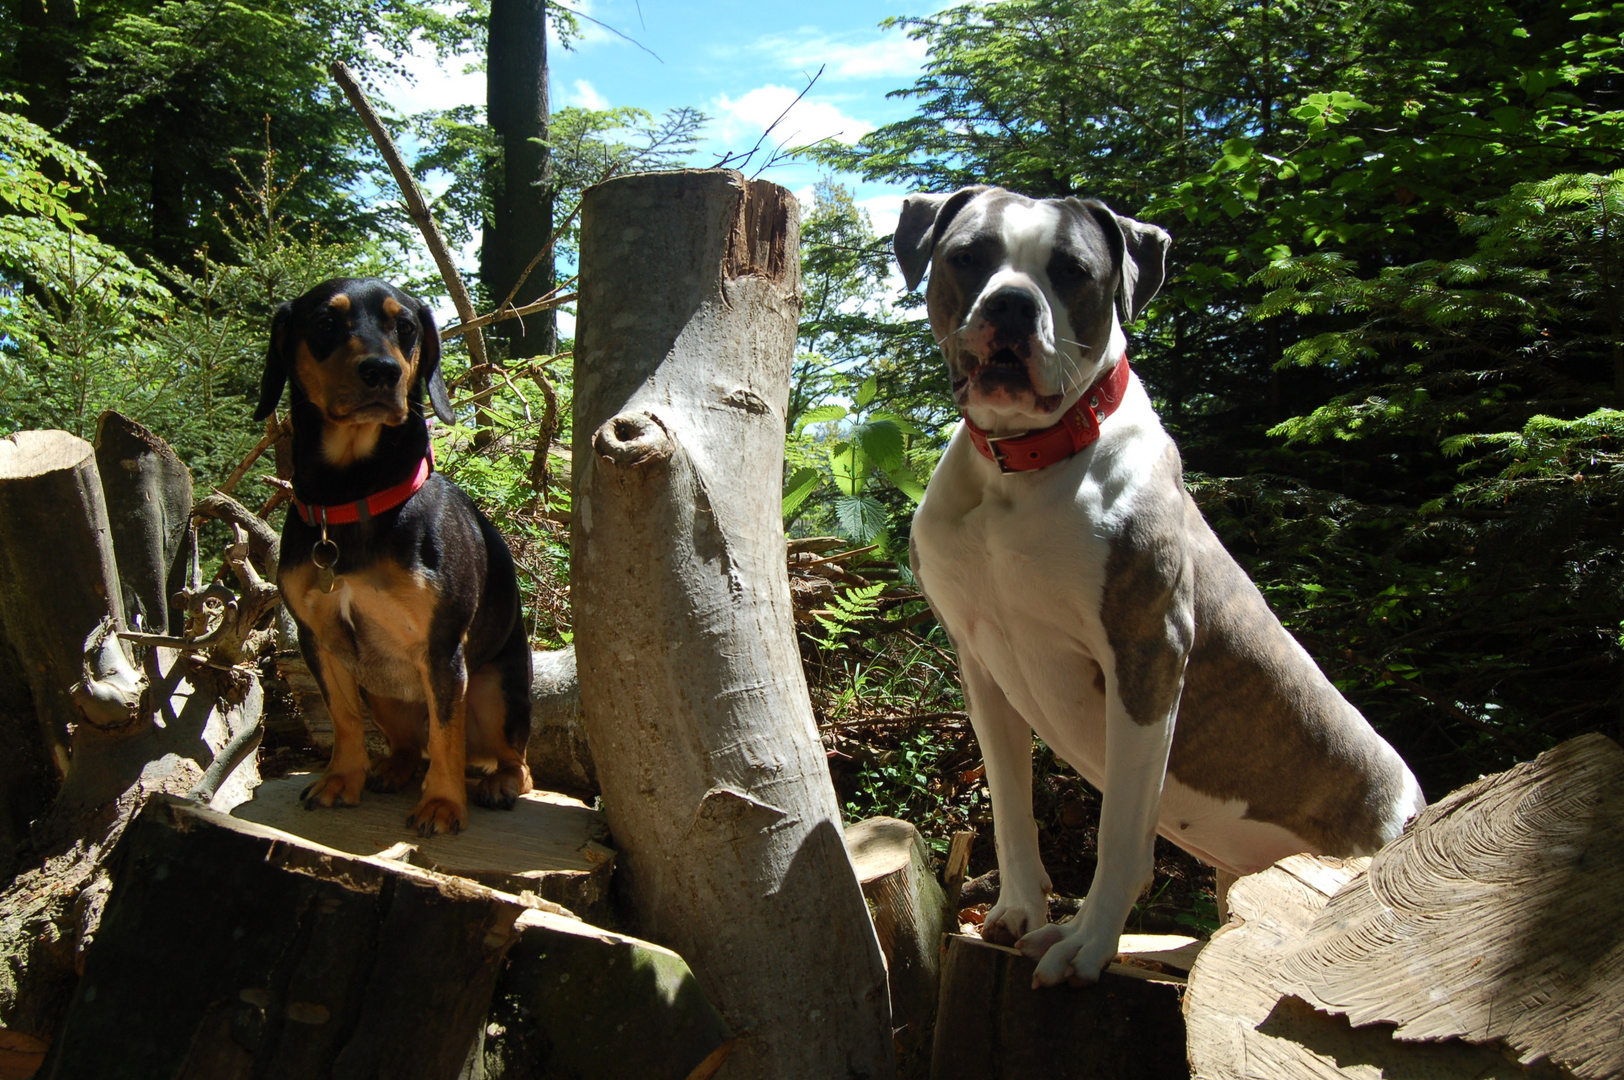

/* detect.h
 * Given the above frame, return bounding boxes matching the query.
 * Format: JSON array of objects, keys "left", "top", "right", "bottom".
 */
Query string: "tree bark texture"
[
  {"left": 571, "top": 169, "right": 894, "bottom": 1079},
  {"left": 484, "top": 0, "right": 555, "bottom": 358},
  {"left": 94, "top": 410, "right": 194, "bottom": 635},
  {"left": 40, "top": 796, "right": 523, "bottom": 1080},
  {"left": 0, "top": 427, "right": 261, "bottom": 1050},
  {"left": 0, "top": 431, "right": 127, "bottom": 773},
  {"left": 846, "top": 817, "right": 949, "bottom": 1069}
]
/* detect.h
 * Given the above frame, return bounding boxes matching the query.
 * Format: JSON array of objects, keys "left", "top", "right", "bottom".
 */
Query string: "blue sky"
[{"left": 379, "top": 0, "right": 942, "bottom": 324}]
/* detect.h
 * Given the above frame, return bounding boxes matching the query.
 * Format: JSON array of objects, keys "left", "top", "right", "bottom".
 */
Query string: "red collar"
[
  {"left": 292, "top": 450, "right": 432, "bottom": 527},
  {"left": 964, "top": 358, "right": 1131, "bottom": 473}
]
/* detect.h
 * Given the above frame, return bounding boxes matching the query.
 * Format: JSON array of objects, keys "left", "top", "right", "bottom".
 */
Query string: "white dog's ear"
[
  {"left": 1077, "top": 200, "right": 1172, "bottom": 324},
  {"left": 893, "top": 185, "right": 990, "bottom": 291}
]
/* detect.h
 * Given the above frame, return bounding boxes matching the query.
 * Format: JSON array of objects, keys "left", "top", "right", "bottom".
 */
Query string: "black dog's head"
[
  {"left": 255, "top": 278, "right": 453, "bottom": 435},
  {"left": 893, "top": 187, "right": 1169, "bottom": 430}
]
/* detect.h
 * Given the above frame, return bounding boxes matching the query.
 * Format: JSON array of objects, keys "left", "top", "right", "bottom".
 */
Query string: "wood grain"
[{"left": 1277, "top": 733, "right": 1624, "bottom": 1080}]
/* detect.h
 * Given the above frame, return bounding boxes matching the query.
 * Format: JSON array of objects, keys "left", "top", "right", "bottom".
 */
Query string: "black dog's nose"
[
  {"left": 982, "top": 287, "right": 1039, "bottom": 330},
  {"left": 357, "top": 356, "right": 402, "bottom": 389}
]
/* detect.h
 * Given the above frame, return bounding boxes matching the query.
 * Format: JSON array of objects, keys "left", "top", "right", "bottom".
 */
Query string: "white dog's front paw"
[
  {"left": 982, "top": 885, "right": 1049, "bottom": 945},
  {"left": 1018, "top": 916, "right": 1120, "bottom": 988}
]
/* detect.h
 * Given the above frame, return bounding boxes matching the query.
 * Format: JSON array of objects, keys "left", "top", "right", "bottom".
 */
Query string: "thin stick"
[
  {"left": 219, "top": 415, "right": 284, "bottom": 498},
  {"left": 328, "top": 61, "right": 487, "bottom": 373},
  {"left": 442, "top": 288, "right": 579, "bottom": 340}
]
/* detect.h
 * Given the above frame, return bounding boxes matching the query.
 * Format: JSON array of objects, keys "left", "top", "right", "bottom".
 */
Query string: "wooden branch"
[
  {"left": 328, "top": 60, "right": 487, "bottom": 372},
  {"left": 441, "top": 288, "right": 579, "bottom": 340},
  {"left": 527, "top": 368, "right": 560, "bottom": 508},
  {"left": 217, "top": 414, "right": 284, "bottom": 498}
]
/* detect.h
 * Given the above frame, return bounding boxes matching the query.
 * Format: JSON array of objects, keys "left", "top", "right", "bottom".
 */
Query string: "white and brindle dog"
[{"left": 896, "top": 186, "right": 1425, "bottom": 987}]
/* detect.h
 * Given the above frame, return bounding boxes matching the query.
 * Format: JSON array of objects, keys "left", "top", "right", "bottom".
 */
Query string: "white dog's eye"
[
  {"left": 1052, "top": 257, "right": 1091, "bottom": 281},
  {"left": 948, "top": 248, "right": 982, "bottom": 269}
]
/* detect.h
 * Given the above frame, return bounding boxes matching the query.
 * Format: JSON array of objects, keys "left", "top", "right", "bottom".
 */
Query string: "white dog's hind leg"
[
  {"left": 1020, "top": 692, "right": 1177, "bottom": 987},
  {"left": 961, "top": 656, "right": 1051, "bottom": 943}
]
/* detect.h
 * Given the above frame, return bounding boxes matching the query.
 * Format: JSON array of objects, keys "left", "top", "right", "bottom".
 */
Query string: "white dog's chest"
[{"left": 912, "top": 433, "right": 1132, "bottom": 783}]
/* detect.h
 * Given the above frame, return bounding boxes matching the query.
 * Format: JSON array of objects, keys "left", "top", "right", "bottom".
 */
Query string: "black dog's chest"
[{"left": 283, "top": 559, "right": 437, "bottom": 700}]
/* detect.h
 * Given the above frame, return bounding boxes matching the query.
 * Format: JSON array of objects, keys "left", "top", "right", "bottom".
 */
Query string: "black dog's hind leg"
[{"left": 468, "top": 623, "right": 533, "bottom": 810}]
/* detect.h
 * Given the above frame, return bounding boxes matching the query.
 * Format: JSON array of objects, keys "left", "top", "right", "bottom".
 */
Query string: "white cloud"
[
  {"left": 759, "top": 31, "right": 929, "bottom": 81},
  {"left": 378, "top": 40, "right": 485, "bottom": 117},
  {"left": 567, "top": 79, "right": 609, "bottom": 110},
  {"left": 712, "top": 84, "right": 874, "bottom": 152},
  {"left": 858, "top": 193, "right": 906, "bottom": 239}
]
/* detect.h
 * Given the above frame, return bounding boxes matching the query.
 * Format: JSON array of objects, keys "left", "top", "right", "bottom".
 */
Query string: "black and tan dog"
[{"left": 256, "top": 277, "right": 532, "bottom": 835}]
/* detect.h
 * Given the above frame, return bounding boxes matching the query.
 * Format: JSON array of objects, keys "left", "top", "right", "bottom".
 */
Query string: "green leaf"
[
  {"left": 782, "top": 466, "right": 825, "bottom": 518},
  {"left": 854, "top": 374, "right": 879, "bottom": 409},
  {"left": 835, "top": 494, "right": 888, "bottom": 542},
  {"left": 883, "top": 462, "right": 927, "bottom": 503},
  {"left": 849, "top": 418, "right": 906, "bottom": 470},
  {"left": 795, "top": 403, "right": 848, "bottom": 432},
  {"left": 829, "top": 443, "right": 869, "bottom": 497}
]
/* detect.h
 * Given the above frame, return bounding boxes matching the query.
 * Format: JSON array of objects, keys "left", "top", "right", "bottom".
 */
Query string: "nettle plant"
[{"left": 783, "top": 372, "right": 932, "bottom": 546}]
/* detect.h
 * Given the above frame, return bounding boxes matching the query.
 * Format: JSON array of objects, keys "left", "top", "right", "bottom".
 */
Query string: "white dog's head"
[{"left": 894, "top": 187, "right": 1170, "bottom": 433}]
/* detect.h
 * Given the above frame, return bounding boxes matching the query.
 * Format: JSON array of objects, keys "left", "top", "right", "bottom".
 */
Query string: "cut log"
[
  {"left": 93, "top": 411, "right": 193, "bottom": 635},
  {"left": 571, "top": 170, "right": 893, "bottom": 1078},
  {"left": 847, "top": 817, "right": 949, "bottom": 1065},
  {"left": 234, "top": 773, "right": 614, "bottom": 921},
  {"left": 0, "top": 430, "right": 128, "bottom": 776},
  {"left": 1184, "top": 853, "right": 1558, "bottom": 1079},
  {"left": 40, "top": 795, "right": 524, "bottom": 1079},
  {"left": 941, "top": 829, "right": 974, "bottom": 913},
  {"left": 482, "top": 908, "right": 734, "bottom": 1080},
  {"left": 284, "top": 646, "right": 597, "bottom": 797},
  {"left": 931, "top": 933, "right": 1188, "bottom": 1080},
  {"left": 1276, "top": 733, "right": 1624, "bottom": 1080}
]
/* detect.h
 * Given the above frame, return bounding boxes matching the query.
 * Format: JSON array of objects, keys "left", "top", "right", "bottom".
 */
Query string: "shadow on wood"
[
  {"left": 235, "top": 773, "right": 614, "bottom": 921},
  {"left": 40, "top": 796, "right": 524, "bottom": 1079},
  {"left": 931, "top": 933, "right": 1188, "bottom": 1080}
]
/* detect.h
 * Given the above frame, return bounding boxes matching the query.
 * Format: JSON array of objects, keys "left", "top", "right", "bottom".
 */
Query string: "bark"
[
  {"left": 483, "top": 0, "right": 556, "bottom": 359},
  {"left": 482, "top": 909, "right": 734, "bottom": 1080},
  {"left": 94, "top": 411, "right": 194, "bottom": 635},
  {"left": 39, "top": 796, "right": 524, "bottom": 1079},
  {"left": 0, "top": 428, "right": 262, "bottom": 1049},
  {"left": 931, "top": 934, "right": 1189, "bottom": 1080},
  {"left": 846, "top": 817, "right": 949, "bottom": 1068},
  {"left": 572, "top": 169, "right": 894, "bottom": 1079},
  {"left": 0, "top": 431, "right": 127, "bottom": 773}
]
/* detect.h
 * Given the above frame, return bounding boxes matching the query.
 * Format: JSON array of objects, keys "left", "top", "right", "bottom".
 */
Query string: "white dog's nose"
[{"left": 982, "top": 286, "right": 1040, "bottom": 333}]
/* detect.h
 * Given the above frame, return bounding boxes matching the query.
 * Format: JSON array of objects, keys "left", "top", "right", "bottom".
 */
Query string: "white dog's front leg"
[
  {"left": 1019, "top": 691, "right": 1178, "bottom": 987},
  {"left": 960, "top": 656, "right": 1050, "bottom": 944}
]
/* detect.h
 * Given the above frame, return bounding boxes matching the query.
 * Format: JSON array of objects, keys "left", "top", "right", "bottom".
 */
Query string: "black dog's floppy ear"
[
  {"left": 893, "top": 185, "right": 990, "bottom": 291},
  {"left": 1081, "top": 201, "right": 1171, "bottom": 325},
  {"left": 254, "top": 302, "right": 293, "bottom": 421},
  {"left": 414, "top": 300, "right": 454, "bottom": 424}
]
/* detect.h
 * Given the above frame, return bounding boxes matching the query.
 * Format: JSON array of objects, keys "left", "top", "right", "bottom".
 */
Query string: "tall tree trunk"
[
  {"left": 572, "top": 170, "right": 895, "bottom": 1079},
  {"left": 483, "top": 0, "right": 555, "bottom": 360},
  {"left": 9, "top": 0, "right": 79, "bottom": 131}
]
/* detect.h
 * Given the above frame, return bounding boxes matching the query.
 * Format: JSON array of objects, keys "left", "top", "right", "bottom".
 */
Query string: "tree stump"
[
  {"left": 235, "top": 773, "right": 615, "bottom": 921},
  {"left": 93, "top": 411, "right": 193, "bottom": 635},
  {"left": 40, "top": 796, "right": 524, "bottom": 1079},
  {"left": 483, "top": 909, "right": 734, "bottom": 1080},
  {"left": 847, "top": 817, "right": 949, "bottom": 1065},
  {"left": 571, "top": 169, "right": 893, "bottom": 1078},
  {"left": 931, "top": 934, "right": 1188, "bottom": 1080}
]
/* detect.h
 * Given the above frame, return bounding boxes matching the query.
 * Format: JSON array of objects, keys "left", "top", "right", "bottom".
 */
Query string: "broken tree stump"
[
  {"left": 571, "top": 169, "right": 893, "bottom": 1078},
  {"left": 482, "top": 908, "right": 735, "bottom": 1080},
  {"left": 847, "top": 817, "right": 949, "bottom": 1064},
  {"left": 931, "top": 933, "right": 1189, "bottom": 1080},
  {"left": 235, "top": 773, "right": 615, "bottom": 921},
  {"left": 93, "top": 411, "right": 194, "bottom": 635},
  {"left": 41, "top": 795, "right": 525, "bottom": 1079}
]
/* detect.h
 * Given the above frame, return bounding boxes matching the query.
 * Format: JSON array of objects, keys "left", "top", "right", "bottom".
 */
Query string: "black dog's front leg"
[{"left": 409, "top": 641, "right": 469, "bottom": 836}]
